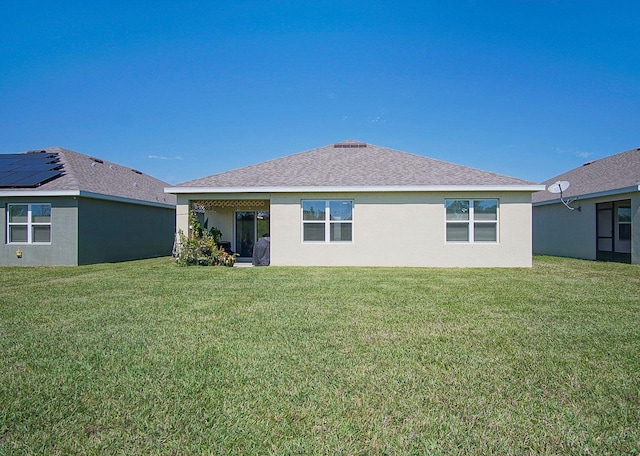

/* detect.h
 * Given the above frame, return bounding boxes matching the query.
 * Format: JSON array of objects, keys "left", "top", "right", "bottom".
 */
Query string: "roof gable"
[
  {"left": 533, "top": 147, "right": 640, "bottom": 204},
  {"left": 0, "top": 148, "right": 176, "bottom": 206},
  {"left": 176, "top": 141, "right": 535, "bottom": 189}
]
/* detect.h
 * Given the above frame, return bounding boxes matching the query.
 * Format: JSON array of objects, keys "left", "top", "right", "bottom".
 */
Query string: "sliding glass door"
[{"left": 235, "top": 211, "right": 270, "bottom": 258}]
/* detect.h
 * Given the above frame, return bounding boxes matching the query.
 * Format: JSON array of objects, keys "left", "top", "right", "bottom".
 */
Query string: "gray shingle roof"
[
  {"left": 533, "top": 147, "right": 640, "bottom": 204},
  {"left": 1, "top": 147, "right": 176, "bottom": 206},
  {"left": 175, "top": 141, "right": 535, "bottom": 188}
]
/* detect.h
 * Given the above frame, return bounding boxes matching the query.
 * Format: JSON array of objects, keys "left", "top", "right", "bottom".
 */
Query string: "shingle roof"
[
  {"left": 0, "top": 147, "right": 176, "bottom": 206},
  {"left": 175, "top": 141, "right": 535, "bottom": 188},
  {"left": 532, "top": 147, "right": 640, "bottom": 204}
]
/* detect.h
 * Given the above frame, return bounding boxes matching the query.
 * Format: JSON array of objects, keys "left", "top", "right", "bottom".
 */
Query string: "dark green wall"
[{"left": 77, "top": 198, "right": 175, "bottom": 265}]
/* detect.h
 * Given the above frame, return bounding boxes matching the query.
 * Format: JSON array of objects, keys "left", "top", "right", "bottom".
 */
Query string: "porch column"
[{"left": 176, "top": 195, "right": 191, "bottom": 235}]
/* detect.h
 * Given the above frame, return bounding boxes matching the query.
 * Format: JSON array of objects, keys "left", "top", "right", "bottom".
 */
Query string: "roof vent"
[
  {"left": 131, "top": 169, "right": 142, "bottom": 175},
  {"left": 90, "top": 157, "right": 104, "bottom": 164},
  {"left": 582, "top": 160, "right": 595, "bottom": 166},
  {"left": 334, "top": 140, "right": 367, "bottom": 148}
]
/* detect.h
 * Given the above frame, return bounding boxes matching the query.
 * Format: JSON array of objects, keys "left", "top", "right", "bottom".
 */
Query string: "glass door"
[
  {"left": 596, "top": 200, "right": 631, "bottom": 263},
  {"left": 235, "top": 211, "right": 270, "bottom": 258}
]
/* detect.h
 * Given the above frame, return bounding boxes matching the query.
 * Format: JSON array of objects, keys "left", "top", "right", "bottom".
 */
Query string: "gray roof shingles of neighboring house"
[
  {"left": 533, "top": 147, "right": 640, "bottom": 204},
  {"left": 175, "top": 141, "right": 536, "bottom": 188},
  {"left": 2, "top": 147, "right": 176, "bottom": 206}
]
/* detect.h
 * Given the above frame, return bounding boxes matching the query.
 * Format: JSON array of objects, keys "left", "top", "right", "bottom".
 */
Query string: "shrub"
[{"left": 174, "top": 211, "right": 236, "bottom": 267}]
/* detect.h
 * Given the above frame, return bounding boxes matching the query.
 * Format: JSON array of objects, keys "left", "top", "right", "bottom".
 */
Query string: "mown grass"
[{"left": 0, "top": 257, "right": 638, "bottom": 454}]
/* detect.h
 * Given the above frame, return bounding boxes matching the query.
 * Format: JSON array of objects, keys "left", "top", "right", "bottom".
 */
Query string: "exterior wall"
[
  {"left": 1, "top": 196, "right": 79, "bottom": 266},
  {"left": 532, "top": 201, "right": 596, "bottom": 260},
  {"left": 202, "top": 206, "right": 236, "bottom": 245},
  {"left": 270, "top": 191, "right": 533, "bottom": 267},
  {"left": 533, "top": 191, "right": 639, "bottom": 264},
  {"left": 633, "top": 194, "right": 640, "bottom": 264},
  {"left": 77, "top": 197, "right": 175, "bottom": 265}
]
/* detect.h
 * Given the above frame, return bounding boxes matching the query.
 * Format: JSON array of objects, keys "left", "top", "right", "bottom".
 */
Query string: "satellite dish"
[
  {"left": 546, "top": 180, "right": 580, "bottom": 211},
  {"left": 547, "top": 180, "right": 570, "bottom": 194}
]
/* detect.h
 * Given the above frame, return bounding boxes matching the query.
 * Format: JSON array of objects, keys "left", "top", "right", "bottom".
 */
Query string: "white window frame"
[
  {"left": 445, "top": 199, "right": 499, "bottom": 243},
  {"left": 301, "top": 200, "right": 353, "bottom": 243},
  {"left": 6, "top": 203, "right": 52, "bottom": 244}
]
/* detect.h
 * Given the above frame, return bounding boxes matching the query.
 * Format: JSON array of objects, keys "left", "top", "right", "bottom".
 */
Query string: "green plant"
[
  {"left": 208, "top": 226, "right": 222, "bottom": 244},
  {"left": 174, "top": 211, "right": 229, "bottom": 266},
  {"left": 189, "top": 209, "right": 204, "bottom": 238},
  {"left": 218, "top": 250, "right": 237, "bottom": 267}
]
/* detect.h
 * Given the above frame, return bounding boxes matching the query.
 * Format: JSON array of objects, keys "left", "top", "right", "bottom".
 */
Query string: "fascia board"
[
  {"left": 0, "top": 189, "right": 175, "bottom": 209},
  {"left": 0, "top": 190, "right": 80, "bottom": 197},
  {"left": 166, "top": 185, "right": 546, "bottom": 194},
  {"left": 533, "top": 185, "right": 640, "bottom": 207}
]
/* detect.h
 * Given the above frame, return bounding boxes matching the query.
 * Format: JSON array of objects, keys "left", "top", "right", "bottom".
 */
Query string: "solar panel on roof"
[
  {"left": 0, "top": 153, "right": 58, "bottom": 162},
  {"left": 0, "top": 155, "right": 23, "bottom": 162},
  {"left": 0, "top": 172, "right": 34, "bottom": 187},
  {"left": 12, "top": 170, "right": 63, "bottom": 187},
  {"left": 0, "top": 172, "right": 18, "bottom": 186},
  {"left": 0, "top": 152, "right": 64, "bottom": 187},
  {"left": 2, "top": 163, "right": 63, "bottom": 172}
]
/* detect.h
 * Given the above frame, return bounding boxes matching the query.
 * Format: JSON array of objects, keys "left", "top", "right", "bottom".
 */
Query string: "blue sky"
[{"left": 1, "top": 1, "right": 638, "bottom": 184}]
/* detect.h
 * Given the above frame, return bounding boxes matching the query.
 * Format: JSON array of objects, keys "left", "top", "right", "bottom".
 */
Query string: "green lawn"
[{"left": 0, "top": 257, "right": 638, "bottom": 454}]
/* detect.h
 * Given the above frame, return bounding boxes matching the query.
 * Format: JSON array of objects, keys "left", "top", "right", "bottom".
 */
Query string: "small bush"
[{"left": 174, "top": 211, "right": 236, "bottom": 267}]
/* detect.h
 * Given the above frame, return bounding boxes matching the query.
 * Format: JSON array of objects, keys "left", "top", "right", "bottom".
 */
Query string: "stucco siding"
[
  {"left": 632, "top": 194, "right": 640, "bottom": 264},
  {"left": 206, "top": 206, "right": 235, "bottom": 245},
  {"left": 176, "top": 195, "right": 191, "bottom": 236},
  {"left": 271, "top": 192, "right": 533, "bottom": 267},
  {"left": 1, "top": 196, "right": 79, "bottom": 266},
  {"left": 78, "top": 197, "right": 175, "bottom": 265},
  {"left": 533, "top": 191, "right": 639, "bottom": 264},
  {"left": 532, "top": 202, "right": 596, "bottom": 260}
]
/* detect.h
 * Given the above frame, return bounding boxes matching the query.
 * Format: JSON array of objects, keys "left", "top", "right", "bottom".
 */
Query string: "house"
[
  {"left": 166, "top": 141, "right": 544, "bottom": 267},
  {"left": 532, "top": 147, "right": 640, "bottom": 264},
  {"left": 1, "top": 148, "right": 176, "bottom": 266}
]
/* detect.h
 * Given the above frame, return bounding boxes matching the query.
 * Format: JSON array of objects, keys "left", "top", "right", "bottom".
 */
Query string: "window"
[
  {"left": 445, "top": 199, "right": 498, "bottom": 243},
  {"left": 302, "top": 200, "right": 353, "bottom": 242},
  {"left": 617, "top": 205, "right": 631, "bottom": 241},
  {"left": 7, "top": 204, "right": 51, "bottom": 244}
]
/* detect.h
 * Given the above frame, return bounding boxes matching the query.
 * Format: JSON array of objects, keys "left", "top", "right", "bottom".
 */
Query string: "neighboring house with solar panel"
[
  {"left": 533, "top": 147, "right": 640, "bottom": 264},
  {"left": 165, "top": 141, "right": 544, "bottom": 267},
  {"left": 1, "top": 148, "right": 176, "bottom": 266}
]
